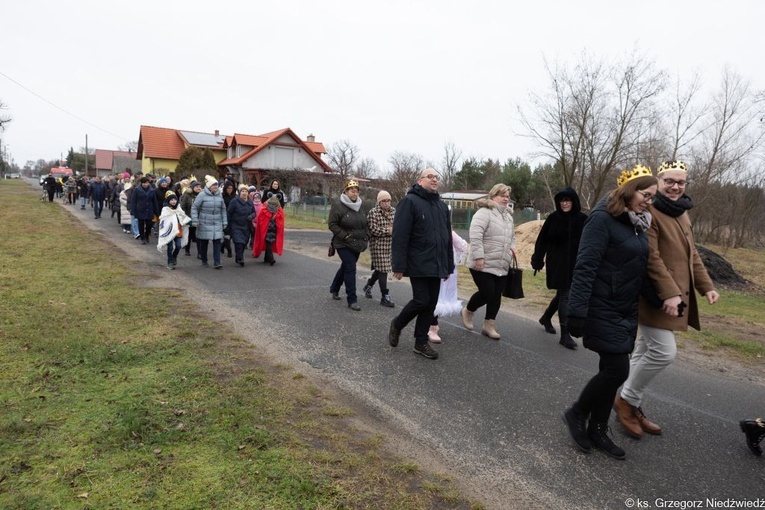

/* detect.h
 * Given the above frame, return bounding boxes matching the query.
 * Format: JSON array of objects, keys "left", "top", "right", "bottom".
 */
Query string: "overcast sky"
[{"left": 1, "top": 0, "right": 762, "bottom": 173}]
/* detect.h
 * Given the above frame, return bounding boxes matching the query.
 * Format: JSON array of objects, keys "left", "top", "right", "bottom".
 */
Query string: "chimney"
[
  {"left": 214, "top": 129, "right": 220, "bottom": 137},
  {"left": 307, "top": 133, "right": 315, "bottom": 143}
]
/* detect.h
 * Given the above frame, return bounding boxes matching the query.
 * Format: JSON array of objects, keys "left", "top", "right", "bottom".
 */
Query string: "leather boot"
[
  {"left": 635, "top": 406, "right": 662, "bottom": 435},
  {"left": 539, "top": 311, "right": 556, "bottom": 334},
  {"left": 380, "top": 293, "right": 395, "bottom": 308},
  {"left": 563, "top": 405, "right": 591, "bottom": 452},
  {"left": 587, "top": 421, "right": 626, "bottom": 460},
  {"left": 481, "top": 319, "right": 500, "bottom": 340},
  {"left": 740, "top": 419, "right": 765, "bottom": 456},
  {"left": 427, "top": 325, "right": 442, "bottom": 343},
  {"left": 363, "top": 283, "right": 373, "bottom": 299},
  {"left": 558, "top": 326, "right": 577, "bottom": 349},
  {"left": 613, "top": 395, "right": 643, "bottom": 439},
  {"left": 461, "top": 307, "right": 474, "bottom": 330}
]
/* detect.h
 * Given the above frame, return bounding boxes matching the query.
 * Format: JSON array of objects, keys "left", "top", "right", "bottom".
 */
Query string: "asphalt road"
[{"left": 49, "top": 184, "right": 764, "bottom": 509}]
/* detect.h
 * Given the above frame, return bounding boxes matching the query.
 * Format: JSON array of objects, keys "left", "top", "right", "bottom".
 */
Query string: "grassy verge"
[{"left": 0, "top": 180, "right": 480, "bottom": 509}]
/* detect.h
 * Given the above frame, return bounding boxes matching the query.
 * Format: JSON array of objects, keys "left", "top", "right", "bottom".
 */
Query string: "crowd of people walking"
[{"left": 39, "top": 161, "right": 753, "bottom": 460}]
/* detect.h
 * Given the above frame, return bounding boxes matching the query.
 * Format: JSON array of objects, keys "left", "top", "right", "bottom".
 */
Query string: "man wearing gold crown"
[
  {"left": 563, "top": 165, "right": 658, "bottom": 460},
  {"left": 614, "top": 161, "right": 719, "bottom": 439}
]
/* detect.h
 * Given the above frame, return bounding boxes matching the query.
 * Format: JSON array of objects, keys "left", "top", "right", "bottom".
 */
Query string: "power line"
[{"left": 0, "top": 70, "right": 131, "bottom": 142}]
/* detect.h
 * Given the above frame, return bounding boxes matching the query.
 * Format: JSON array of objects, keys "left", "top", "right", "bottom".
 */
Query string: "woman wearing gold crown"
[
  {"left": 563, "top": 164, "right": 658, "bottom": 460},
  {"left": 328, "top": 180, "right": 369, "bottom": 311},
  {"left": 613, "top": 161, "right": 719, "bottom": 439}
]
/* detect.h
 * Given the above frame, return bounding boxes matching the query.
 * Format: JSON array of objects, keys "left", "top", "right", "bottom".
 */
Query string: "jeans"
[
  {"left": 80, "top": 196, "right": 87, "bottom": 208},
  {"left": 198, "top": 239, "right": 222, "bottom": 266},
  {"left": 393, "top": 276, "right": 441, "bottom": 346},
  {"left": 131, "top": 217, "right": 139, "bottom": 237},
  {"left": 575, "top": 352, "right": 630, "bottom": 423},
  {"left": 620, "top": 324, "right": 677, "bottom": 407},
  {"left": 93, "top": 200, "right": 104, "bottom": 218},
  {"left": 466, "top": 269, "right": 506, "bottom": 320},
  {"left": 330, "top": 248, "right": 360, "bottom": 304},
  {"left": 166, "top": 238, "right": 181, "bottom": 264}
]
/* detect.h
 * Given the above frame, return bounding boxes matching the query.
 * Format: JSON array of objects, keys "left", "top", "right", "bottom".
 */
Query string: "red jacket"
[{"left": 252, "top": 206, "right": 285, "bottom": 258}]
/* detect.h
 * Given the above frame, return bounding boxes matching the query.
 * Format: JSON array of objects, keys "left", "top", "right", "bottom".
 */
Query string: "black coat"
[
  {"left": 391, "top": 184, "right": 454, "bottom": 278},
  {"left": 227, "top": 196, "right": 255, "bottom": 245},
  {"left": 129, "top": 184, "right": 160, "bottom": 221},
  {"left": 568, "top": 199, "right": 649, "bottom": 354},
  {"left": 89, "top": 181, "right": 107, "bottom": 202},
  {"left": 328, "top": 198, "right": 369, "bottom": 253},
  {"left": 531, "top": 187, "right": 587, "bottom": 290}
]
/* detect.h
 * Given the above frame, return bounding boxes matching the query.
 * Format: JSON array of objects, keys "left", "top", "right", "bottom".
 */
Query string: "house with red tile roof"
[
  {"left": 218, "top": 127, "right": 332, "bottom": 187},
  {"left": 94, "top": 149, "right": 141, "bottom": 177},
  {"left": 136, "top": 126, "right": 227, "bottom": 175}
]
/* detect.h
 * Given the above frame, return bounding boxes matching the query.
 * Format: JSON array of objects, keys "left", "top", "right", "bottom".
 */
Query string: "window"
[{"left": 274, "top": 147, "right": 294, "bottom": 168}]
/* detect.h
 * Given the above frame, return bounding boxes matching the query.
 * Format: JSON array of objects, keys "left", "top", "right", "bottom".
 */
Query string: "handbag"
[
  {"left": 502, "top": 253, "right": 524, "bottom": 299},
  {"left": 328, "top": 237, "right": 336, "bottom": 257}
]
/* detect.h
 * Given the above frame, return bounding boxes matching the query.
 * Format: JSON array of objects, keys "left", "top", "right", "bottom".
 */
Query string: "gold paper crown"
[
  {"left": 344, "top": 179, "right": 360, "bottom": 190},
  {"left": 657, "top": 160, "right": 687, "bottom": 174},
  {"left": 617, "top": 164, "right": 653, "bottom": 187}
]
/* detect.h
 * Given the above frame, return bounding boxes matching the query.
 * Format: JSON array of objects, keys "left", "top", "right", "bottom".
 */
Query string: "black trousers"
[
  {"left": 466, "top": 269, "right": 506, "bottom": 320},
  {"left": 575, "top": 352, "right": 630, "bottom": 423},
  {"left": 393, "top": 276, "right": 440, "bottom": 346},
  {"left": 367, "top": 270, "right": 388, "bottom": 293}
]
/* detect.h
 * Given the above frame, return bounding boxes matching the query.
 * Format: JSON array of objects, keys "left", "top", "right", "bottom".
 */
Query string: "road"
[{"left": 51, "top": 184, "right": 765, "bottom": 509}]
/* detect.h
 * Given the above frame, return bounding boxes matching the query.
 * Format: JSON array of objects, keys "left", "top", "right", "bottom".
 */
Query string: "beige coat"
[
  {"left": 467, "top": 199, "right": 516, "bottom": 276},
  {"left": 638, "top": 206, "right": 715, "bottom": 331}
]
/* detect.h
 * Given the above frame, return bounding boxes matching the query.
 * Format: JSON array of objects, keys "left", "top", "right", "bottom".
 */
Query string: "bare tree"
[
  {"left": 440, "top": 141, "right": 462, "bottom": 191},
  {"left": 0, "top": 100, "right": 11, "bottom": 131},
  {"left": 387, "top": 151, "right": 424, "bottom": 197},
  {"left": 326, "top": 139, "right": 360, "bottom": 181},
  {"left": 519, "top": 51, "right": 667, "bottom": 208},
  {"left": 355, "top": 157, "right": 379, "bottom": 179},
  {"left": 118, "top": 141, "right": 139, "bottom": 153}
]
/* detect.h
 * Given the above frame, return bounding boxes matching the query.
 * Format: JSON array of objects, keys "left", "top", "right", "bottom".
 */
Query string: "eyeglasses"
[
  {"left": 662, "top": 178, "right": 687, "bottom": 188},
  {"left": 421, "top": 174, "right": 439, "bottom": 181},
  {"left": 636, "top": 190, "right": 655, "bottom": 203}
]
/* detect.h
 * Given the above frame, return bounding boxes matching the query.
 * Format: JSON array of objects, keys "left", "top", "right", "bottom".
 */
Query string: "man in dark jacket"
[
  {"left": 89, "top": 176, "right": 107, "bottom": 219},
  {"left": 389, "top": 168, "right": 454, "bottom": 360}
]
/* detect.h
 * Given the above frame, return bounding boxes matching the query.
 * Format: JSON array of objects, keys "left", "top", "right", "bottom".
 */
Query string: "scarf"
[
  {"left": 652, "top": 192, "right": 694, "bottom": 218},
  {"left": 627, "top": 210, "right": 652, "bottom": 232},
  {"left": 340, "top": 193, "right": 362, "bottom": 212}
]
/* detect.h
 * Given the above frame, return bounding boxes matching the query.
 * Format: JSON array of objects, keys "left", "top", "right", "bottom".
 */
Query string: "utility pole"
[{"left": 85, "top": 134, "right": 88, "bottom": 176}]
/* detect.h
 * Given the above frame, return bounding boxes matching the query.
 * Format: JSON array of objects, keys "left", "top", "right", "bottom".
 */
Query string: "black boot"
[
  {"left": 363, "top": 283, "right": 373, "bottom": 299},
  {"left": 539, "top": 310, "right": 556, "bottom": 334},
  {"left": 380, "top": 292, "right": 395, "bottom": 308},
  {"left": 559, "top": 326, "right": 577, "bottom": 350},
  {"left": 587, "top": 421, "right": 626, "bottom": 460},
  {"left": 740, "top": 419, "right": 765, "bottom": 456},
  {"left": 563, "top": 405, "right": 591, "bottom": 452}
]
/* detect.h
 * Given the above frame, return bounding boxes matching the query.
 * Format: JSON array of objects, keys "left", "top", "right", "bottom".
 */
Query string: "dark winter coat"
[
  {"left": 531, "top": 187, "right": 587, "bottom": 290},
  {"left": 568, "top": 199, "right": 650, "bottom": 354},
  {"left": 391, "top": 184, "right": 454, "bottom": 278},
  {"left": 227, "top": 196, "right": 255, "bottom": 245},
  {"left": 89, "top": 181, "right": 107, "bottom": 202},
  {"left": 328, "top": 197, "right": 369, "bottom": 253},
  {"left": 129, "top": 184, "right": 160, "bottom": 221},
  {"left": 261, "top": 182, "right": 286, "bottom": 208},
  {"left": 155, "top": 184, "right": 172, "bottom": 205},
  {"left": 180, "top": 189, "right": 199, "bottom": 217}
]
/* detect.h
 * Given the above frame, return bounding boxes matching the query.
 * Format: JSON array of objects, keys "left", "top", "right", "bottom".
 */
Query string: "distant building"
[
  {"left": 94, "top": 149, "right": 141, "bottom": 177},
  {"left": 136, "top": 126, "right": 228, "bottom": 175}
]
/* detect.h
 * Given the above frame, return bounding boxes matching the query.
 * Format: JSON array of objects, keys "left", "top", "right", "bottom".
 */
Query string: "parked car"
[{"left": 5, "top": 173, "right": 21, "bottom": 179}]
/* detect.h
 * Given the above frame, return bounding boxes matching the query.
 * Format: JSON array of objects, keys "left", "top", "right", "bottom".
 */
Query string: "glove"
[{"left": 567, "top": 317, "right": 585, "bottom": 338}]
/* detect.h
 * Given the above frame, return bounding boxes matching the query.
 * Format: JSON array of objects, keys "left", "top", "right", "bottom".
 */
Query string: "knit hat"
[
  {"left": 165, "top": 190, "right": 177, "bottom": 200},
  {"left": 377, "top": 190, "right": 391, "bottom": 204},
  {"left": 266, "top": 195, "right": 280, "bottom": 213},
  {"left": 190, "top": 180, "right": 201, "bottom": 190},
  {"left": 205, "top": 175, "right": 218, "bottom": 189},
  {"left": 248, "top": 185, "right": 257, "bottom": 192},
  {"left": 158, "top": 177, "right": 168, "bottom": 186},
  {"left": 238, "top": 184, "right": 249, "bottom": 192}
]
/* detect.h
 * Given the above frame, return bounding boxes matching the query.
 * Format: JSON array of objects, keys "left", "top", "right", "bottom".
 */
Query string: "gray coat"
[{"left": 191, "top": 187, "right": 227, "bottom": 240}]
